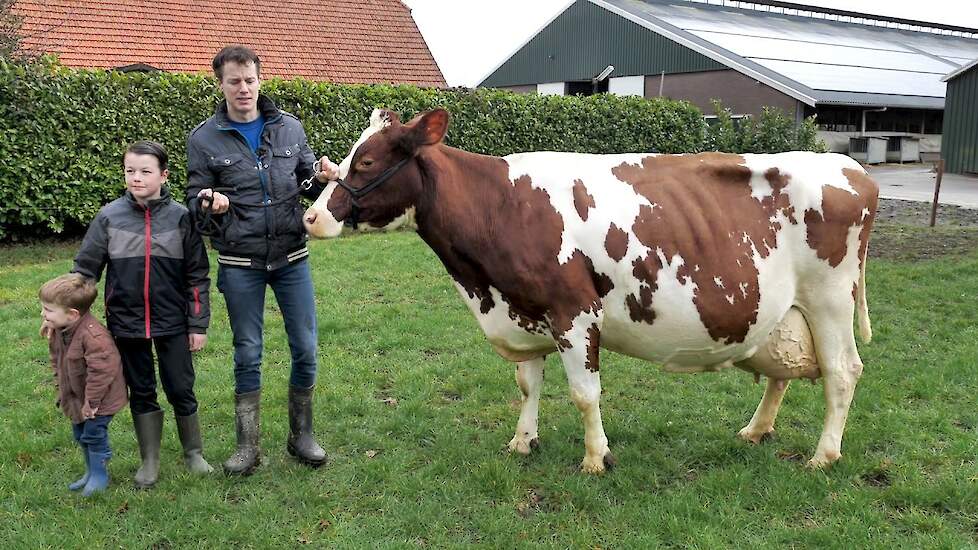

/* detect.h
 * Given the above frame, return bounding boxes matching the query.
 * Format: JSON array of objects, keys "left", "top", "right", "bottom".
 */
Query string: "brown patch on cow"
[
  {"left": 581, "top": 253, "right": 614, "bottom": 297},
  {"left": 413, "top": 150, "right": 604, "bottom": 355},
  {"left": 625, "top": 281, "right": 656, "bottom": 325},
  {"left": 848, "top": 169, "right": 879, "bottom": 271},
  {"left": 584, "top": 324, "right": 600, "bottom": 372},
  {"left": 804, "top": 168, "right": 879, "bottom": 268},
  {"left": 604, "top": 224, "right": 629, "bottom": 262},
  {"left": 572, "top": 179, "right": 595, "bottom": 221},
  {"left": 612, "top": 154, "right": 795, "bottom": 344}
]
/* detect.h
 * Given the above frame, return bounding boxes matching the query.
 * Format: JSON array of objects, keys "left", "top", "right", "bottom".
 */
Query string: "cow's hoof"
[
  {"left": 738, "top": 426, "right": 775, "bottom": 444},
  {"left": 806, "top": 451, "right": 841, "bottom": 469},
  {"left": 507, "top": 435, "right": 539, "bottom": 455},
  {"left": 580, "top": 451, "right": 616, "bottom": 474}
]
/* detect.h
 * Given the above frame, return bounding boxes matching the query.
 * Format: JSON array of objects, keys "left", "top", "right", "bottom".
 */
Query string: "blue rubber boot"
[
  {"left": 67, "top": 444, "right": 90, "bottom": 491},
  {"left": 81, "top": 449, "right": 111, "bottom": 497}
]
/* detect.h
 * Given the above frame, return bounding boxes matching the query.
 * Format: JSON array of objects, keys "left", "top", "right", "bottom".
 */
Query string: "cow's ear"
[
  {"left": 381, "top": 109, "right": 401, "bottom": 125},
  {"left": 400, "top": 109, "right": 449, "bottom": 153}
]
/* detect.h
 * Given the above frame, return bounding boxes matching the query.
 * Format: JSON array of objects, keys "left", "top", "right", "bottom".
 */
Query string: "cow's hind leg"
[
  {"left": 739, "top": 378, "right": 791, "bottom": 444},
  {"left": 508, "top": 357, "right": 545, "bottom": 455},
  {"left": 804, "top": 297, "right": 864, "bottom": 468},
  {"left": 555, "top": 309, "right": 614, "bottom": 474}
]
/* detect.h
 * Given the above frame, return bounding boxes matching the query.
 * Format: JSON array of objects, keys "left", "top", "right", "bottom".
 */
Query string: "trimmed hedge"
[
  {"left": 705, "top": 99, "right": 826, "bottom": 154},
  {"left": 0, "top": 58, "right": 819, "bottom": 241}
]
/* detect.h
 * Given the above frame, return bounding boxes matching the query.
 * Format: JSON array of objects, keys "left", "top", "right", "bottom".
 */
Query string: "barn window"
[{"left": 566, "top": 80, "right": 609, "bottom": 96}]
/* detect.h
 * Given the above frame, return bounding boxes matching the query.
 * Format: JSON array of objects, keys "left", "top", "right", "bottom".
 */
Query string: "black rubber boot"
[
  {"left": 133, "top": 410, "right": 163, "bottom": 488},
  {"left": 175, "top": 413, "right": 214, "bottom": 474},
  {"left": 287, "top": 385, "right": 327, "bottom": 467},
  {"left": 222, "top": 390, "right": 261, "bottom": 476}
]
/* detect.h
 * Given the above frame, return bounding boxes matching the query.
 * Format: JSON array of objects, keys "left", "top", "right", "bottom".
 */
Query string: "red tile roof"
[{"left": 13, "top": 0, "right": 446, "bottom": 87}]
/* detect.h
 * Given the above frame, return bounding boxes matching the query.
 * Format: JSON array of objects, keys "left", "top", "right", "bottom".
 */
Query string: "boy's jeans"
[
  {"left": 72, "top": 414, "right": 113, "bottom": 456},
  {"left": 217, "top": 260, "right": 319, "bottom": 394}
]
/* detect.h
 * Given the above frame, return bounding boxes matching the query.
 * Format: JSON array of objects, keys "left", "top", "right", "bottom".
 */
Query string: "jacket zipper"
[
  {"left": 219, "top": 120, "right": 278, "bottom": 267},
  {"left": 143, "top": 206, "right": 152, "bottom": 338}
]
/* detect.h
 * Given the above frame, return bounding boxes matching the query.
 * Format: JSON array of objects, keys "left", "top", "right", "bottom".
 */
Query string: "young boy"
[
  {"left": 40, "top": 273, "right": 127, "bottom": 497},
  {"left": 73, "top": 140, "right": 213, "bottom": 488}
]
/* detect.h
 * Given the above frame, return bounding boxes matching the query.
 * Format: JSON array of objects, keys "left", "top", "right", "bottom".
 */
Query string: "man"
[{"left": 186, "top": 45, "right": 340, "bottom": 475}]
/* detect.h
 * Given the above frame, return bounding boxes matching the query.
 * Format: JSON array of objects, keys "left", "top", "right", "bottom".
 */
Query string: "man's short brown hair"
[
  {"left": 39, "top": 273, "right": 98, "bottom": 313},
  {"left": 212, "top": 45, "right": 261, "bottom": 81}
]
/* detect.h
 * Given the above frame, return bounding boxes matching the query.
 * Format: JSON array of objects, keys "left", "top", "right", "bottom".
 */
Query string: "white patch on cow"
[
  {"left": 452, "top": 282, "right": 554, "bottom": 361},
  {"left": 742, "top": 152, "right": 864, "bottom": 218},
  {"left": 714, "top": 276, "right": 724, "bottom": 289},
  {"left": 357, "top": 207, "right": 416, "bottom": 233},
  {"left": 305, "top": 110, "right": 394, "bottom": 238},
  {"left": 748, "top": 168, "right": 774, "bottom": 200},
  {"left": 304, "top": 181, "right": 343, "bottom": 238},
  {"left": 337, "top": 109, "right": 392, "bottom": 179},
  {"left": 504, "top": 152, "right": 655, "bottom": 266}
]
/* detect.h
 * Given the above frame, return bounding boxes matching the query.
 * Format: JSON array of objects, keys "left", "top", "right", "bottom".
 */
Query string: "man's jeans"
[{"left": 217, "top": 260, "right": 318, "bottom": 394}]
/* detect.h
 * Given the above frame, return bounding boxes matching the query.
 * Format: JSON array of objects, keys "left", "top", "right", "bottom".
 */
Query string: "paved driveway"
[{"left": 866, "top": 164, "right": 978, "bottom": 209}]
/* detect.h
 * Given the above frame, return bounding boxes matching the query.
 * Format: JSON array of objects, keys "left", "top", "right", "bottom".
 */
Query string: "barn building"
[
  {"left": 479, "top": 0, "right": 978, "bottom": 160},
  {"left": 942, "top": 59, "right": 978, "bottom": 174}
]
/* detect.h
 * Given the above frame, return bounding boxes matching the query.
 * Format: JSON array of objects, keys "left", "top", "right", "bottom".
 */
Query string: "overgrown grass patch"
[{"left": 1, "top": 228, "right": 976, "bottom": 547}]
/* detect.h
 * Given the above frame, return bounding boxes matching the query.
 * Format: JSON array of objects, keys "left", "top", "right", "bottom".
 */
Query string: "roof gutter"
[
  {"left": 942, "top": 57, "right": 978, "bottom": 82},
  {"left": 589, "top": 0, "right": 818, "bottom": 107}
]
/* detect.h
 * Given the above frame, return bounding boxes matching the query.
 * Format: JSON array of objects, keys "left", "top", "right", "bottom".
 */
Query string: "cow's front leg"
[
  {"left": 739, "top": 378, "right": 790, "bottom": 444},
  {"left": 508, "top": 357, "right": 545, "bottom": 455},
  {"left": 555, "top": 310, "right": 614, "bottom": 474}
]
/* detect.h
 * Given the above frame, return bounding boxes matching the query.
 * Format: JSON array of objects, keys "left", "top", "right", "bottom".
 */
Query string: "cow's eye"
[{"left": 359, "top": 159, "right": 374, "bottom": 169}]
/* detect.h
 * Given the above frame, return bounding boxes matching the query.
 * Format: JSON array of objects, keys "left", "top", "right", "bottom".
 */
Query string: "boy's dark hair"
[
  {"left": 124, "top": 140, "right": 168, "bottom": 171},
  {"left": 39, "top": 273, "right": 98, "bottom": 313},
  {"left": 212, "top": 45, "right": 261, "bottom": 81}
]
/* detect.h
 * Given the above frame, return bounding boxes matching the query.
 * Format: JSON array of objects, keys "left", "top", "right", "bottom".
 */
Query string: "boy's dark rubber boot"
[
  {"left": 223, "top": 390, "right": 261, "bottom": 476},
  {"left": 133, "top": 410, "right": 164, "bottom": 488},
  {"left": 175, "top": 413, "right": 214, "bottom": 474}
]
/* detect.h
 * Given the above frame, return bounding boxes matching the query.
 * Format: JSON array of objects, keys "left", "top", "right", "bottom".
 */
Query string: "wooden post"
[{"left": 929, "top": 159, "right": 944, "bottom": 227}]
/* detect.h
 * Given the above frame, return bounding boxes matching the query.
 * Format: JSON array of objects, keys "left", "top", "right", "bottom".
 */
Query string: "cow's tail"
[{"left": 857, "top": 244, "right": 872, "bottom": 343}]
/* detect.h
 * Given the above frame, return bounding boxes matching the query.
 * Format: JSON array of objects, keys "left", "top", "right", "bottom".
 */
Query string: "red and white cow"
[{"left": 304, "top": 109, "right": 878, "bottom": 473}]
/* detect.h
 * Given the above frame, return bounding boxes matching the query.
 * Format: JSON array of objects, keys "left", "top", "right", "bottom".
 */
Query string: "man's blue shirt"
[{"left": 230, "top": 114, "right": 266, "bottom": 154}]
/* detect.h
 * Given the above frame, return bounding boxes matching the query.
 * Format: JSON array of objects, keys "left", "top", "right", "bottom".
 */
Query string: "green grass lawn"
[{"left": 1, "top": 226, "right": 976, "bottom": 548}]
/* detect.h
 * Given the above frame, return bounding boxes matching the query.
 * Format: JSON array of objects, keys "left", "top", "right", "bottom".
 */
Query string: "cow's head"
[{"left": 304, "top": 108, "right": 450, "bottom": 238}]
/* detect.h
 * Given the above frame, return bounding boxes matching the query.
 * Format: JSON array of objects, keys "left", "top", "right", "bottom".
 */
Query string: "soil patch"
[{"left": 871, "top": 199, "right": 978, "bottom": 261}]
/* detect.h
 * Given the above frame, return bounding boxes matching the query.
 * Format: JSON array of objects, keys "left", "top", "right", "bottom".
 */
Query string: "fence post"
[{"left": 929, "top": 159, "right": 944, "bottom": 227}]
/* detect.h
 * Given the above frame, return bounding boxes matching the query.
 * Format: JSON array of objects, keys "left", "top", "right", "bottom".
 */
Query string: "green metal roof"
[{"left": 480, "top": 0, "right": 724, "bottom": 88}]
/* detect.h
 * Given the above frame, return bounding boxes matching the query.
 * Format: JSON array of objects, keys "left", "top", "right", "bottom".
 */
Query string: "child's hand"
[
  {"left": 188, "top": 333, "right": 207, "bottom": 353},
  {"left": 39, "top": 320, "right": 53, "bottom": 340},
  {"left": 81, "top": 402, "right": 98, "bottom": 419}
]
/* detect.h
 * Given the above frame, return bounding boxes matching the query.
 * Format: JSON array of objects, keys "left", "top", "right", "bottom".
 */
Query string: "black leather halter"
[{"left": 334, "top": 156, "right": 412, "bottom": 230}]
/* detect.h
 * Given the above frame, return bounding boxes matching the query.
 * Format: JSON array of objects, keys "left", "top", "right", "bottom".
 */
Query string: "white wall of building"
[
  {"left": 609, "top": 75, "right": 645, "bottom": 96},
  {"left": 537, "top": 82, "right": 565, "bottom": 95}
]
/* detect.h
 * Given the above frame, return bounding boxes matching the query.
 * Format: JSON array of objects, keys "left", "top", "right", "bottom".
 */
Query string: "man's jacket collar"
[{"left": 214, "top": 95, "right": 282, "bottom": 129}]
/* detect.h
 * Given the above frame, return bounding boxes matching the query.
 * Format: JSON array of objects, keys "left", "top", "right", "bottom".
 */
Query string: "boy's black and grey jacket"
[
  {"left": 74, "top": 187, "right": 211, "bottom": 339},
  {"left": 185, "top": 95, "right": 327, "bottom": 271}
]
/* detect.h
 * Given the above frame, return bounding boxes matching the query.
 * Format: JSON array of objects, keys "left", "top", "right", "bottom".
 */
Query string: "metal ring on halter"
[{"left": 299, "top": 160, "right": 322, "bottom": 191}]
